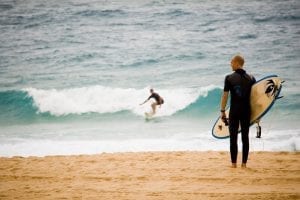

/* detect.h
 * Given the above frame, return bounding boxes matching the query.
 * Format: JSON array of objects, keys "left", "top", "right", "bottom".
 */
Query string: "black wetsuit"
[
  {"left": 224, "top": 69, "right": 256, "bottom": 164},
  {"left": 148, "top": 93, "right": 164, "bottom": 105}
]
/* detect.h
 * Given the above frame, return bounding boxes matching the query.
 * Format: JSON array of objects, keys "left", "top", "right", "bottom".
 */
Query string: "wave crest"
[{"left": 23, "top": 85, "right": 220, "bottom": 117}]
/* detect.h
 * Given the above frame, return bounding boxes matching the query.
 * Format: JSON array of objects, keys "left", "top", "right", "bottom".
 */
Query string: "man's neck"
[{"left": 235, "top": 68, "right": 245, "bottom": 74}]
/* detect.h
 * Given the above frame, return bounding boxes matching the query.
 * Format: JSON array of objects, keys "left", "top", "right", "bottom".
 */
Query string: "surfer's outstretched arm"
[
  {"left": 140, "top": 94, "right": 153, "bottom": 105},
  {"left": 140, "top": 98, "right": 149, "bottom": 105}
]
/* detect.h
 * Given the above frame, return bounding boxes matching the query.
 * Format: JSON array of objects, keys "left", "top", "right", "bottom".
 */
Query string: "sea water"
[{"left": 0, "top": 0, "right": 299, "bottom": 156}]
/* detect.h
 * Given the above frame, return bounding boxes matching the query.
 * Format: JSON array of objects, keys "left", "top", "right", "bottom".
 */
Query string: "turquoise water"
[{"left": 0, "top": 0, "right": 299, "bottom": 156}]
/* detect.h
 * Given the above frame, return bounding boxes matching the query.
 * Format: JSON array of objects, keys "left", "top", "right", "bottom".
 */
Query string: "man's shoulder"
[
  {"left": 150, "top": 93, "right": 159, "bottom": 97},
  {"left": 245, "top": 72, "right": 256, "bottom": 83},
  {"left": 225, "top": 72, "right": 238, "bottom": 79},
  {"left": 226, "top": 71, "right": 255, "bottom": 80}
]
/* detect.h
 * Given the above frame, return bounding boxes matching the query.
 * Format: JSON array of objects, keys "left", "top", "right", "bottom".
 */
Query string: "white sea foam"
[
  {"left": 24, "top": 85, "right": 219, "bottom": 117},
  {"left": 0, "top": 129, "right": 299, "bottom": 157}
]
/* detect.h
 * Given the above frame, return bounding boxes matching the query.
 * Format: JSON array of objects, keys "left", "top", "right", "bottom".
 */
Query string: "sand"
[{"left": 0, "top": 151, "right": 299, "bottom": 200}]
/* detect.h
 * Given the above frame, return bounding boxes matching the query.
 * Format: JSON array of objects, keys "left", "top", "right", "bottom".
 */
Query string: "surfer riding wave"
[{"left": 140, "top": 88, "right": 164, "bottom": 115}]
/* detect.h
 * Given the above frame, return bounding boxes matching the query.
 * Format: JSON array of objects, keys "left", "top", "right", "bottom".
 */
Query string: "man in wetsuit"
[
  {"left": 140, "top": 88, "right": 164, "bottom": 115},
  {"left": 220, "top": 55, "right": 256, "bottom": 168}
]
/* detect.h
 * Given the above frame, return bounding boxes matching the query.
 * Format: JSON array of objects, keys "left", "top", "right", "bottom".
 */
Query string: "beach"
[{"left": 1, "top": 151, "right": 299, "bottom": 200}]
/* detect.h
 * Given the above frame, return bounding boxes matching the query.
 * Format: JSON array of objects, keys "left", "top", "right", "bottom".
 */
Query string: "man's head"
[
  {"left": 230, "top": 55, "right": 244, "bottom": 71},
  {"left": 150, "top": 88, "right": 154, "bottom": 93}
]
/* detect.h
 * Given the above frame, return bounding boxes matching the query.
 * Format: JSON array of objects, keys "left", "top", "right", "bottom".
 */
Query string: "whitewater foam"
[
  {"left": 1, "top": 129, "right": 299, "bottom": 157},
  {"left": 24, "top": 85, "right": 220, "bottom": 117}
]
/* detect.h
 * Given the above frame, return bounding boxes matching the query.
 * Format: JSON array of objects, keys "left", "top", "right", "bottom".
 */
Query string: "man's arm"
[
  {"left": 140, "top": 99, "right": 148, "bottom": 105},
  {"left": 220, "top": 91, "right": 229, "bottom": 119},
  {"left": 140, "top": 95, "right": 152, "bottom": 105}
]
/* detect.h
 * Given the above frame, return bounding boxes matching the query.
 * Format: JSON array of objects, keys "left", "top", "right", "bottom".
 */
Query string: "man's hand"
[
  {"left": 140, "top": 100, "right": 147, "bottom": 106},
  {"left": 221, "top": 111, "right": 229, "bottom": 126}
]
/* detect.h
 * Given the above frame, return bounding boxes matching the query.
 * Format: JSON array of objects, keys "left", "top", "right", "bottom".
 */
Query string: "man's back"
[{"left": 224, "top": 69, "right": 256, "bottom": 116}]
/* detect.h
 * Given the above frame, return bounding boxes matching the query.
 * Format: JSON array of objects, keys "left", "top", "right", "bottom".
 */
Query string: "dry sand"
[{"left": 0, "top": 151, "right": 299, "bottom": 200}]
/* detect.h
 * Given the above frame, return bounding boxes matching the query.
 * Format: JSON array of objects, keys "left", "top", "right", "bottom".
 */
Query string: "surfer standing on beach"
[
  {"left": 220, "top": 55, "right": 256, "bottom": 168},
  {"left": 140, "top": 88, "right": 164, "bottom": 115}
]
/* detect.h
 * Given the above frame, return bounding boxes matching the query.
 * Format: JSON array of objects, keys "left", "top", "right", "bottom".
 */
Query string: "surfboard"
[
  {"left": 145, "top": 112, "right": 155, "bottom": 120},
  {"left": 212, "top": 75, "right": 283, "bottom": 139}
]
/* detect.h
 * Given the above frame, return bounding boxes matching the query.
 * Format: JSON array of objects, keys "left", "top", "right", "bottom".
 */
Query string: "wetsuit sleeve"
[
  {"left": 224, "top": 76, "right": 230, "bottom": 92},
  {"left": 147, "top": 94, "right": 154, "bottom": 100}
]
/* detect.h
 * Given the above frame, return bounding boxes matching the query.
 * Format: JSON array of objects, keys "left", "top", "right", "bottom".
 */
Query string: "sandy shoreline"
[{"left": 0, "top": 151, "right": 299, "bottom": 200}]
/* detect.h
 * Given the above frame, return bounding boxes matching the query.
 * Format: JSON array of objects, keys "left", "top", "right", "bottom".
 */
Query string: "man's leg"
[
  {"left": 151, "top": 103, "right": 157, "bottom": 114},
  {"left": 241, "top": 117, "right": 250, "bottom": 166},
  {"left": 229, "top": 117, "right": 239, "bottom": 167}
]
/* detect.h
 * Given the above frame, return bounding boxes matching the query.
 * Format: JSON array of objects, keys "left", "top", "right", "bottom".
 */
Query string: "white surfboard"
[
  {"left": 145, "top": 112, "right": 155, "bottom": 120},
  {"left": 212, "top": 75, "right": 283, "bottom": 139}
]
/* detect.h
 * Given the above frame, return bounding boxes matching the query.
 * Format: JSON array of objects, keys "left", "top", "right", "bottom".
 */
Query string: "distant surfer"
[
  {"left": 220, "top": 55, "right": 256, "bottom": 168},
  {"left": 140, "top": 88, "right": 164, "bottom": 115}
]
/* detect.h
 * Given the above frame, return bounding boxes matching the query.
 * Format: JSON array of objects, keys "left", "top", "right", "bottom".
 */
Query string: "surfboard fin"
[
  {"left": 276, "top": 96, "right": 284, "bottom": 100},
  {"left": 256, "top": 125, "right": 261, "bottom": 138}
]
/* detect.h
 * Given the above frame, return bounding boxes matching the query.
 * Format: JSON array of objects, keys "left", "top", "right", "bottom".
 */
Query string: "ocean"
[{"left": 0, "top": 0, "right": 299, "bottom": 157}]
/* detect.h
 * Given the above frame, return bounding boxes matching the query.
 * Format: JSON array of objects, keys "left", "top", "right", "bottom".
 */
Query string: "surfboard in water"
[
  {"left": 212, "top": 75, "right": 283, "bottom": 139},
  {"left": 145, "top": 112, "right": 155, "bottom": 120}
]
